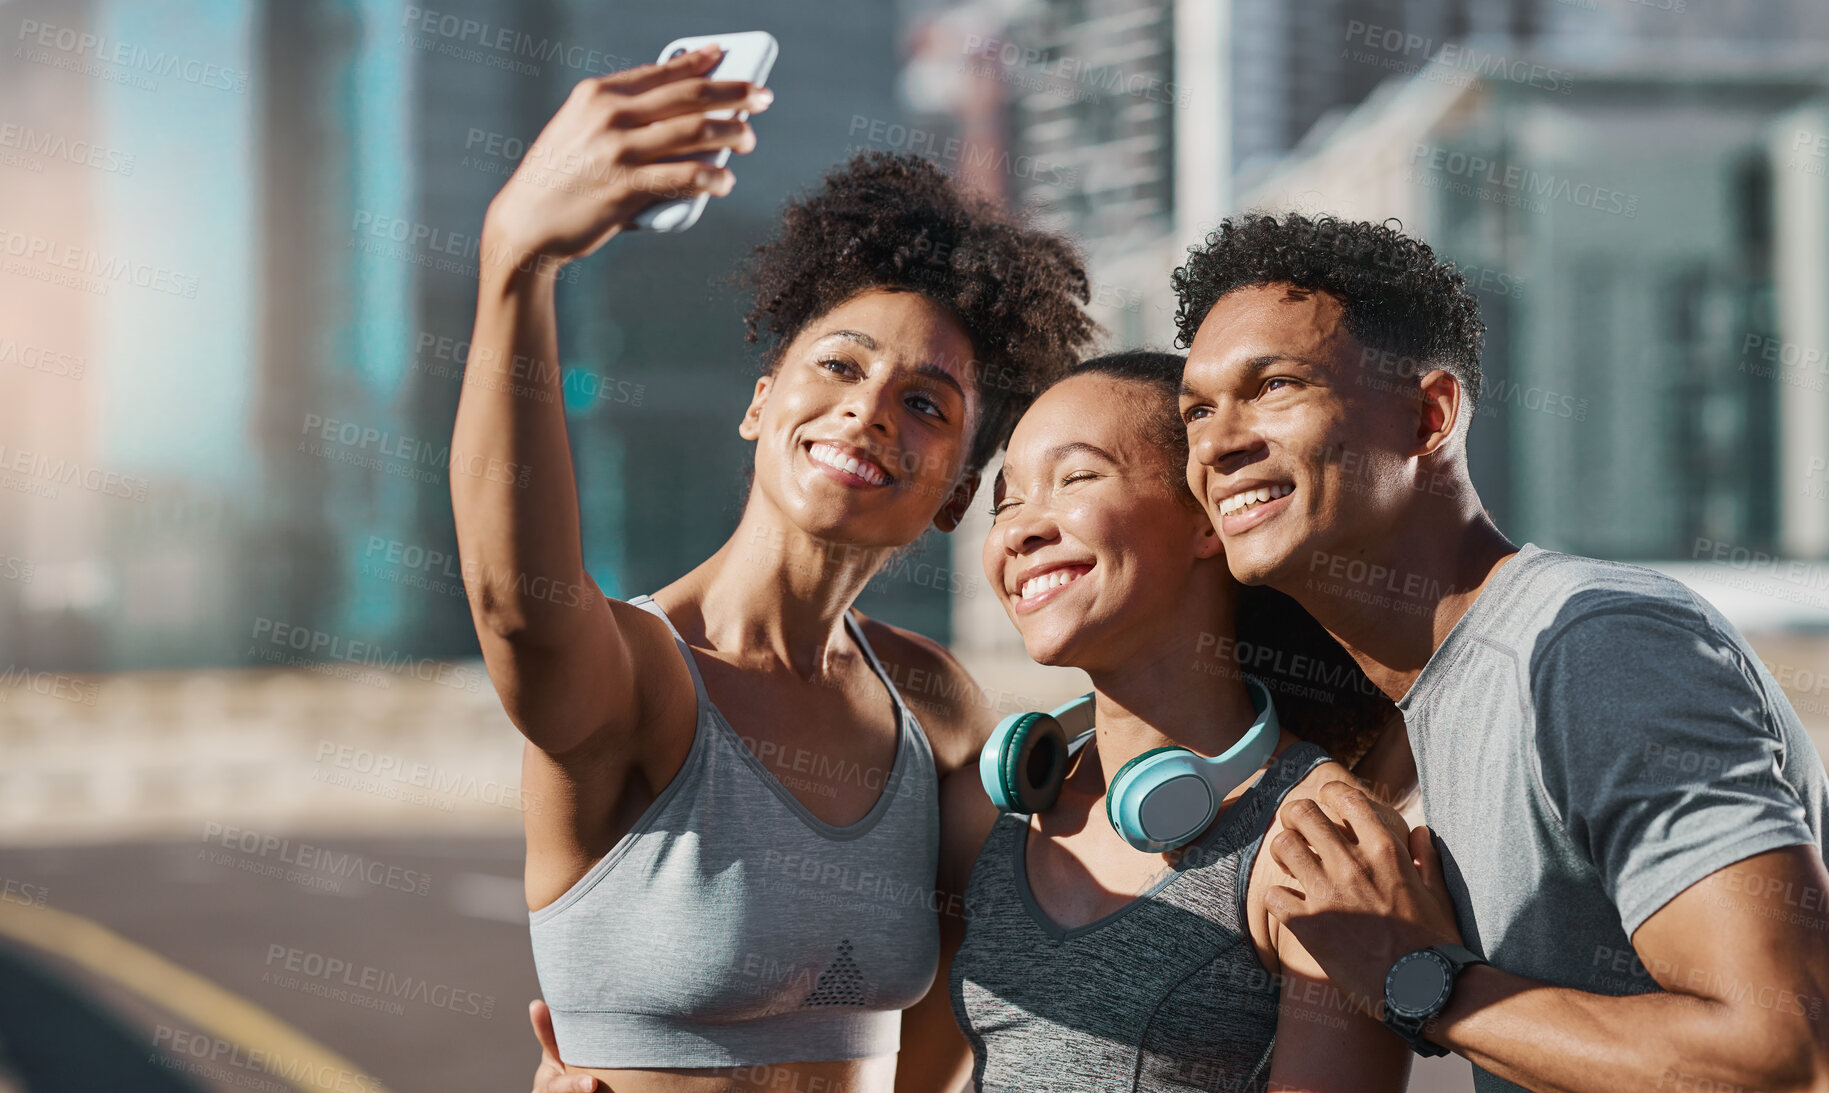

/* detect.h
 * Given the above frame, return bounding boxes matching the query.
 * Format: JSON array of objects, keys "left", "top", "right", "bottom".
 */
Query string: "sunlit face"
[
  {"left": 984, "top": 374, "right": 1222, "bottom": 671},
  {"left": 1179, "top": 283, "right": 1422, "bottom": 588},
  {"left": 740, "top": 288, "right": 982, "bottom": 547}
]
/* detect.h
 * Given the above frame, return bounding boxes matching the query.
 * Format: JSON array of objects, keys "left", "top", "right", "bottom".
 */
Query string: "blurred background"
[{"left": 2, "top": 0, "right": 1828, "bottom": 1090}]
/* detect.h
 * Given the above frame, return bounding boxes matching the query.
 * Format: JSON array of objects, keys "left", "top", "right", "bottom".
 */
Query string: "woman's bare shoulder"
[{"left": 851, "top": 612, "right": 995, "bottom": 775}]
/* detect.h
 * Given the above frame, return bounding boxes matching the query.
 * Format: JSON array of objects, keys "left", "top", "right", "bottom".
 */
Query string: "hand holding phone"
[
  {"left": 632, "top": 32, "right": 779, "bottom": 233},
  {"left": 480, "top": 37, "right": 773, "bottom": 269}
]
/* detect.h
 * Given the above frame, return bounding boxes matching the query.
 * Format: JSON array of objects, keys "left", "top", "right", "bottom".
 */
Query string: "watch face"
[{"left": 1387, "top": 950, "right": 1452, "bottom": 1019}]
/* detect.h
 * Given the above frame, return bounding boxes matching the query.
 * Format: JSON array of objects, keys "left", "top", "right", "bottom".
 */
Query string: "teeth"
[
  {"left": 1018, "top": 567, "right": 1087, "bottom": 601},
  {"left": 1218, "top": 483, "right": 1293, "bottom": 517},
  {"left": 810, "top": 443, "right": 888, "bottom": 486}
]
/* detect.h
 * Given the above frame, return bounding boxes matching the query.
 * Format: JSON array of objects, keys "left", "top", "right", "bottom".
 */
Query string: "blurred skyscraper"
[
  {"left": 0, "top": 0, "right": 940, "bottom": 674},
  {"left": 905, "top": 0, "right": 1829, "bottom": 651}
]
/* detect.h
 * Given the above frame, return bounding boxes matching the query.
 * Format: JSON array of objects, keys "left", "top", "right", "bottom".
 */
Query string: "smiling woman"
[
  {"left": 946, "top": 353, "right": 1408, "bottom": 1092},
  {"left": 446, "top": 45, "right": 1095, "bottom": 1093}
]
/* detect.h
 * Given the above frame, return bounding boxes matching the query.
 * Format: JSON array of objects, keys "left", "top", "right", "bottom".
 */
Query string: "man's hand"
[
  {"left": 1263, "top": 780, "right": 1465, "bottom": 1005},
  {"left": 529, "top": 999, "right": 600, "bottom": 1093}
]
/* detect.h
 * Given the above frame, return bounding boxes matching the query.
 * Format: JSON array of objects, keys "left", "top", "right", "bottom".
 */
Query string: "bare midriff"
[{"left": 566, "top": 1054, "right": 896, "bottom": 1093}]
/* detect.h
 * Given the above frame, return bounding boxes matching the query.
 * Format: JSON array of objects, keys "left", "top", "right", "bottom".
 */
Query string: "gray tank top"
[
  {"left": 528, "top": 595, "right": 941, "bottom": 1068},
  {"left": 949, "top": 737, "right": 1331, "bottom": 1092}
]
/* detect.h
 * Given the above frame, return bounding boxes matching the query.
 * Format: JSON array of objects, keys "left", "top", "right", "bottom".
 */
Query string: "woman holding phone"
[{"left": 452, "top": 42, "right": 1097, "bottom": 1093}]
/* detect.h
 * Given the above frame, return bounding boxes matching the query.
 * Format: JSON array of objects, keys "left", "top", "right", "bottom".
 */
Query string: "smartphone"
[{"left": 631, "top": 31, "right": 778, "bottom": 233}]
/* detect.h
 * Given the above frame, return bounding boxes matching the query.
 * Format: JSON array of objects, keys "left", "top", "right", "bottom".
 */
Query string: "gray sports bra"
[
  {"left": 528, "top": 595, "right": 941, "bottom": 1068},
  {"left": 951, "top": 735, "right": 1332, "bottom": 1091}
]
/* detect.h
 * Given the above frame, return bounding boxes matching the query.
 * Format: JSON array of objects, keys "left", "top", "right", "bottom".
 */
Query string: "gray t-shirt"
[{"left": 1397, "top": 544, "right": 1829, "bottom": 1093}]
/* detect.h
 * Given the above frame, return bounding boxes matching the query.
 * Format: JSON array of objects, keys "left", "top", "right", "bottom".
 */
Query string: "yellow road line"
[{"left": 0, "top": 898, "right": 393, "bottom": 1093}]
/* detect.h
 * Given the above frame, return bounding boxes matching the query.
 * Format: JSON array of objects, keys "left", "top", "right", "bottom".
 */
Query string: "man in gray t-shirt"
[
  {"left": 1399, "top": 545, "right": 1829, "bottom": 1056},
  {"left": 1172, "top": 213, "right": 1829, "bottom": 1091}
]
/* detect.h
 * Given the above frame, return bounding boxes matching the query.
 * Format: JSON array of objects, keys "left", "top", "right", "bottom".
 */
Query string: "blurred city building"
[
  {"left": 904, "top": 0, "right": 1829, "bottom": 656},
  {"left": 0, "top": 0, "right": 945, "bottom": 676}
]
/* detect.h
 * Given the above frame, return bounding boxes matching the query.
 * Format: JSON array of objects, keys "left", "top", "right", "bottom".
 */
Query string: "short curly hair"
[
  {"left": 738, "top": 151, "right": 1098, "bottom": 475},
  {"left": 1170, "top": 213, "right": 1485, "bottom": 409}
]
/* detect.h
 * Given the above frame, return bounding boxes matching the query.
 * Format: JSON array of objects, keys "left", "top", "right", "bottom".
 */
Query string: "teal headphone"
[{"left": 978, "top": 676, "right": 1281, "bottom": 853}]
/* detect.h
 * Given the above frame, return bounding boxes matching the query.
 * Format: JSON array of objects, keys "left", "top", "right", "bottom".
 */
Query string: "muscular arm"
[
  {"left": 453, "top": 253, "right": 633, "bottom": 754},
  {"left": 450, "top": 50, "right": 763, "bottom": 755},
  {"left": 1269, "top": 785, "right": 1829, "bottom": 1093},
  {"left": 1429, "top": 845, "right": 1829, "bottom": 1093}
]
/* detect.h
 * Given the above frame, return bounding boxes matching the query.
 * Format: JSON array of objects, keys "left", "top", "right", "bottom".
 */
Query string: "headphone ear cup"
[
  {"left": 982, "top": 712, "right": 1069, "bottom": 813},
  {"left": 1105, "top": 747, "right": 1216, "bottom": 853}
]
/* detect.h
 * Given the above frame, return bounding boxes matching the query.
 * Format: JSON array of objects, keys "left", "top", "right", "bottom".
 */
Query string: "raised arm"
[{"left": 450, "top": 46, "right": 769, "bottom": 752}]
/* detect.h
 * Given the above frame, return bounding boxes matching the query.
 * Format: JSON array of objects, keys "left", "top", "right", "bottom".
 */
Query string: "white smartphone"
[{"left": 631, "top": 31, "right": 779, "bottom": 233}]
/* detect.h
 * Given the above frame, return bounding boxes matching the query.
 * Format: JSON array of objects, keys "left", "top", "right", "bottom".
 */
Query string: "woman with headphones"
[{"left": 935, "top": 351, "right": 1414, "bottom": 1092}]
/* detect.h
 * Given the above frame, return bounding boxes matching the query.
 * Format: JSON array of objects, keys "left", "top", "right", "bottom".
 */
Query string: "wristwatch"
[{"left": 1382, "top": 943, "right": 1487, "bottom": 1056}]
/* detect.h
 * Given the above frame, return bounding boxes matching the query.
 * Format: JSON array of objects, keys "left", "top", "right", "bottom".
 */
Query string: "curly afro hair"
[
  {"left": 1170, "top": 213, "right": 1485, "bottom": 409},
  {"left": 738, "top": 150, "right": 1098, "bottom": 475}
]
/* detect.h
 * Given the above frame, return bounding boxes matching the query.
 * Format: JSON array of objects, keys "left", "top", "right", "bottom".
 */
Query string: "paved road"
[
  {"left": 0, "top": 836, "right": 542, "bottom": 1093},
  {"left": 0, "top": 835, "right": 1474, "bottom": 1093}
]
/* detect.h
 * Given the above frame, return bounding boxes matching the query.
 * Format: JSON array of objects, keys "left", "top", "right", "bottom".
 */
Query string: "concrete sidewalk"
[{"left": 3, "top": 632, "right": 1826, "bottom": 847}]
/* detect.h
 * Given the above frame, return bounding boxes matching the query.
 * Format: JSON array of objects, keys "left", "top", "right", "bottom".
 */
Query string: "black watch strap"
[{"left": 1383, "top": 944, "right": 1487, "bottom": 1057}]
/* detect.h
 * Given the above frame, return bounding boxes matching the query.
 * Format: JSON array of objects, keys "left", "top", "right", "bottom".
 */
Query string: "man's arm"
[
  {"left": 1267, "top": 785, "right": 1829, "bottom": 1093},
  {"left": 1436, "top": 843, "right": 1829, "bottom": 1092}
]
